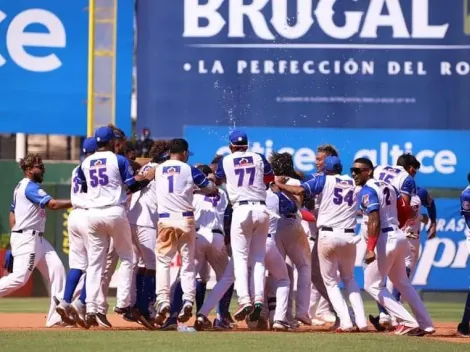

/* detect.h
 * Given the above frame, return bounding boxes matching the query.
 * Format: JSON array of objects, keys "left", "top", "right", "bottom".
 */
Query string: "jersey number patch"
[
  {"left": 168, "top": 175, "right": 174, "bottom": 193},
  {"left": 333, "top": 188, "right": 354, "bottom": 206},
  {"left": 383, "top": 187, "right": 392, "bottom": 205},
  {"left": 72, "top": 176, "right": 81, "bottom": 194},
  {"left": 89, "top": 168, "right": 109, "bottom": 187},
  {"left": 235, "top": 167, "right": 255, "bottom": 187},
  {"left": 379, "top": 172, "right": 395, "bottom": 184}
]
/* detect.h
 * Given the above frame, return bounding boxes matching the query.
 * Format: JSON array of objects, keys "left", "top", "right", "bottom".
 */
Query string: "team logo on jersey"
[
  {"left": 462, "top": 201, "right": 470, "bottom": 211},
  {"left": 234, "top": 157, "right": 253, "bottom": 167},
  {"left": 90, "top": 158, "right": 107, "bottom": 168},
  {"left": 163, "top": 166, "right": 181, "bottom": 175},
  {"left": 335, "top": 178, "right": 354, "bottom": 188},
  {"left": 362, "top": 193, "right": 370, "bottom": 207}
]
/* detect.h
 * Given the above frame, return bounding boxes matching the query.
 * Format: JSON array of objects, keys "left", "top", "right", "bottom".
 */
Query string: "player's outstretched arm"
[{"left": 47, "top": 199, "right": 73, "bottom": 210}]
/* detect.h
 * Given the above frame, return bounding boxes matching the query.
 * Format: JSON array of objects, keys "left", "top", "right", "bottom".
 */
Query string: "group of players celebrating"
[{"left": 2, "top": 125, "right": 470, "bottom": 337}]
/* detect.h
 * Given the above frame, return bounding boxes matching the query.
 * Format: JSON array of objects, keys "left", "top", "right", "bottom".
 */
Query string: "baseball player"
[
  {"left": 275, "top": 156, "right": 367, "bottom": 332},
  {"left": 1, "top": 153, "right": 71, "bottom": 327},
  {"left": 215, "top": 130, "right": 273, "bottom": 321},
  {"left": 416, "top": 187, "right": 437, "bottom": 239},
  {"left": 56, "top": 138, "right": 99, "bottom": 328},
  {"left": 353, "top": 157, "right": 434, "bottom": 336},
  {"left": 268, "top": 152, "right": 311, "bottom": 325},
  {"left": 76, "top": 126, "right": 155, "bottom": 328},
  {"left": 154, "top": 139, "right": 217, "bottom": 325},
  {"left": 458, "top": 173, "right": 470, "bottom": 337}
]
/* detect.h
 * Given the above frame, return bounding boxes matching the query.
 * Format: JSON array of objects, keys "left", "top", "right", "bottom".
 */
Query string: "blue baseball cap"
[
  {"left": 229, "top": 130, "right": 248, "bottom": 146},
  {"left": 324, "top": 156, "right": 343, "bottom": 174},
  {"left": 94, "top": 126, "right": 115, "bottom": 143},
  {"left": 82, "top": 137, "right": 98, "bottom": 154}
]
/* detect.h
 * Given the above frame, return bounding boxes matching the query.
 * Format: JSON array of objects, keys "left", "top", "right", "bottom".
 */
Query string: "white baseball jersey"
[
  {"left": 266, "top": 190, "right": 280, "bottom": 235},
  {"left": 155, "top": 159, "right": 209, "bottom": 214},
  {"left": 373, "top": 165, "right": 416, "bottom": 197},
  {"left": 359, "top": 179, "right": 400, "bottom": 240},
  {"left": 127, "top": 162, "right": 159, "bottom": 227},
  {"left": 71, "top": 166, "right": 88, "bottom": 209},
  {"left": 77, "top": 151, "right": 135, "bottom": 208},
  {"left": 193, "top": 191, "right": 228, "bottom": 232},
  {"left": 302, "top": 173, "right": 358, "bottom": 229},
  {"left": 11, "top": 178, "right": 52, "bottom": 233},
  {"left": 215, "top": 151, "right": 273, "bottom": 204},
  {"left": 403, "top": 195, "right": 423, "bottom": 234}
]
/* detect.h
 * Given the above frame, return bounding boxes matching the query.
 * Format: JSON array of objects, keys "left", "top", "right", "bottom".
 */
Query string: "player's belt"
[
  {"left": 196, "top": 228, "right": 224, "bottom": 235},
  {"left": 381, "top": 227, "right": 394, "bottom": 233},
  {"left": 283, "top": 214, "right": 297, "bottom": 219},
  {"left": 159, "top": 211, "right": 194, "bottom": 218},
  {"left": 238, "top": 200, "right": 266, "bottom": 205},
  {"left": 320, "top": 227, "right": 355, "bottom": 233},
  {"left": 12, "top": 229, "right": 43, "bottom": 237}
]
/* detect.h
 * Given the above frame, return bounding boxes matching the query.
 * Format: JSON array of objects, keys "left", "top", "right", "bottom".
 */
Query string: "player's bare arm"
[
  {"left": 421, "top": 214, "right": 429, "bottom": 224},
  {"left": 365, "top": 210, "right": 380, "bottom": 264},
  {"left": 46, "top": 199, "right": 72, "bottom": 210},
  {"left": 274, "top": 176, "right": 305, "bottom": 195},
  {"left": 9, "top": 211, "right": 15, "bottom": 229}
]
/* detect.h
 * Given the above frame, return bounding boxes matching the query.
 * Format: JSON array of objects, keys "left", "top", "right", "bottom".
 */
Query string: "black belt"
[
  {"left": 238, "top": 201, "right": 266, "bottom": 205},
  {"left": 382, "top": 227, "right": 394, "bottom": 233},
  {"left": 196, "top": 228, "right": 224, "bottom": 235},
  {"left": 283, "top": 214, "right": 297, "bottom": 219},
  {"left": 321, "top": 227, "right": 355, "bottom": 233},
  {"left": 159, "top": 211, "right": 194, "bottom": 218},
  {"left": 13, "top": 230, "right": 43, "bottom": 237}
]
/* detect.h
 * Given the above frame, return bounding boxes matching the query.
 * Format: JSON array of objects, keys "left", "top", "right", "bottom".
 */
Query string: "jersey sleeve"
[
  {"left": 215, "top": 158, "right": 226, "bottom": 179},
  {"left": 117, "top": 155, "right": 136, "bottom": 187},
  {"left": 359, "top": 186, "right": 380, "bottom": 215},
  {"left": 191, "top": 166, "right": 209, "bottom": 188},
  {"left": 301, "top": 174, "right": 326, "bottom": 196},
  {"left": 25, "top": 182, "right": 52, "bottom": 209},
  {"left": 257, "top": 153, "right": 273, "bottom": 175},
  {"left": 401, "top": 175, "right": 416, "bottom": 196}
]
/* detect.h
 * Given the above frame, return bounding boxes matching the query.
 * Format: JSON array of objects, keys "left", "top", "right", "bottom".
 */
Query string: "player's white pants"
[
  {"left": 318, "top": 229, "right": 366, "bottom": 330},
  {"left": 275, "top": 218, "right": 311, "bottom": 318},
  {"left": 307, "top": 235, "right": 331, "bottom": 318},
  {"left": 195, "top": 228, "right": 228, "bottom": 282},
  {"left": 364, "top": 229, "right": 433, "bottom": 329},
  {"left": 0, "top": 230, "right": 65, "bottom": 327},
  {"left": 130, "top": 224, "right": 157, "bottom": 270},
  {"left": 68, "top": 208, "right": 89, "bottom": 271},
  {"left": 156, "top": 215, "right": 196, "bottom": 305},
  {"left": 85, "top": 205, "right": 135, "bottom": 314},
  {"left": 230, "top": 203, "right": 269, "bottom": 305},
  {"left": 99, "top": 240, "right": 119, "bottom": 314}
]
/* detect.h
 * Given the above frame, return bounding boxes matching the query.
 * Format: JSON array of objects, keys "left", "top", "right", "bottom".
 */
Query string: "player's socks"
[
  {"left": 79, "top": 275, "right": 87, "bottom": 304},
  {"left": 134, "top": 271, "right": 145, "bottom": 308},
  {"left": 461, "top": 291, "right": 470, "bottom": 325},
  {"left": 64, "top": 269, "right": 83, "bottom": 303},
  {"left": 218, "top": 283, "right": 234, "bottom": 319},
  {"left": 170, "top": 279, "right": 183, "bottom": 317},
  {"left": 195, "top": 279, "right": 207, "bottom": 312}
]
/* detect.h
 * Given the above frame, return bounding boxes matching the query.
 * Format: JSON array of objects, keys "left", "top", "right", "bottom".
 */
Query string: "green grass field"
[{"left": 0, "top": 298, "right": 468, "bottom": 352}]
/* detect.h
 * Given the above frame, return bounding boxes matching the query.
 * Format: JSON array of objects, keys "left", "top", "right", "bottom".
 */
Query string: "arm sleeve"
[
  {"left": 301, "top": 174, "right": 326, "bottom": 196},
  {"left": 191, "top": 166, "right": 210, "bottom": 188},
  {"left": 117, "top": 155, "right": 136, "bottom": 187},
  {"left": 25, "top": 182, "right": 52, "bottom": 209},
  {"left": 360, "top": 186, "right": 380, "bottom": 215},
  {"left": 401, "top": 175, "right": 416, "bottom": 196},
  {"left": 417, "top": 187, "right": 437, "bottom": 223},
  {"left": 215, "top": 158, "right": 226, "bottom": 179}
]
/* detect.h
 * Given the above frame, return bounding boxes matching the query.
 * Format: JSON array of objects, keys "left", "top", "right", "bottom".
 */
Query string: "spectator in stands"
[{"left": 135, "top": 128, "right": 154, "bottom": 158}]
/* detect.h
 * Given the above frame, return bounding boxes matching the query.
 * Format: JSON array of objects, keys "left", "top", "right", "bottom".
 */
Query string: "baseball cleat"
[
  {"left": 406, "top": 327, "right": 435, "bottom": 337},
  {"left": 160, "top": 317, "right": 178, "bottom": 331},
  {"left": 248, "top": 302, "right": 263, "bottom": 322},
  {"left": 193, "top": 314, "right": 212, "bottom": 331},
  {"left": 155, "top": 302, "right": 171, "bottom": 325},
  {"left": 177, "top": 301, "right": 193, "bottom": 323},
  {"left": 272, "top": 320, "right": 290, "bottom": 331},
  {"left": 233, "top": 303, "right": 253, "bottom": 321},
  {"left": 85, "top": 314, "right": 99, "bottom": 328},
  {"left": 95, "top": 313, "right": 112, "bottom": 328},
  {"left": 311, "top": 318, "right": 326, "bottom": 326},
  {"left": 379, "top": 313, "right": 392, "bottom": 327},
  {"left": 457, "top": 323, "right": 470, "bottom": 338},
  {"left": 369, "top": 314, "right": 386, "bottom": 332},
  {"left": 70, "top": 301, "right": 89, "bottom": 329},
  {"left": 336, "top": 327, "right": 355, "bottom": 333},
  {"left": 213, "top": 318, "right": 233, "bottom": 330},
  {"left": 318, "top": 312, "right": 337, "bottom": 323},
  {"left": 56, "top": 303, "right": 76, "bottom": 326},
  {"left": 295, "top": 314, "right": 312, "bottom": 326},
  {"left": 394, "top": 324, "right": 419, "bottom": 335},
  {"left": 114, "top": 306, "right": 131, "bottom": 315}
]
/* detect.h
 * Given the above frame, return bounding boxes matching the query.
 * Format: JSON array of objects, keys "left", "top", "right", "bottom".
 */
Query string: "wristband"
[{"left": 367, "top": 236, "right": 378, "bottom": 252}]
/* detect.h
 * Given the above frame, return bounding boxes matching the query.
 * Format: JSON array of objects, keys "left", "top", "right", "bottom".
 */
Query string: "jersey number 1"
[{"left": 235, "top": 167, "right": 255, "bottom": 187}]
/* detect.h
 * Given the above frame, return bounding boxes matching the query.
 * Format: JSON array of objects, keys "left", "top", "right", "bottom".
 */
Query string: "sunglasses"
[{"left": 350, "top": 167, "right": 370, "bottom": 174}]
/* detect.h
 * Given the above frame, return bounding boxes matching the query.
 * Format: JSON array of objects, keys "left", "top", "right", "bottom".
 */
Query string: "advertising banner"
[
  {"left": 0, "top": 1, "right": 134, "bottom": 136},
  {"left": 136, "top": 0, "right": 470, "bottom": 139}
]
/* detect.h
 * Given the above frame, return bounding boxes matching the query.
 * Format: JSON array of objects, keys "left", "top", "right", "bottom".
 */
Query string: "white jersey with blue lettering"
[
  {"left": 359, "top": 179, "right": 400, "bottom": 240},
  {"left": 70, "top": 166, "right": 88, "bottom": 209},
  {"left": 373, "top": 165, "right": 416, "bottom": 197},
  {"left": 403, "top": 195, "right": 422, "bottom": 234},
  {"left": 155, "top": 159, "right": 209, "bottom": 214},
  {"left": 193, "top": 191, "right": 228, "bottom": 232},
  {"left": 127, "top": 162, "right": 159, "bottom": 227},
  {"left": 77, "top": 151, "right": 135, "bottom": 208},
  {"left": 11, "top": 178, "right": 52, "bottom": 233},
  {"left": 266, "top": 189, "right": 280, "bottom": 235},
  {"left": 215, "top": 151, "right": 273, "bottom": 204}
]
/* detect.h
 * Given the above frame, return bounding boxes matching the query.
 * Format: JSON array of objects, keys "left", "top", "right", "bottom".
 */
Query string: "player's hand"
[
  {"left": 427, "top": 222, "right": 437, "bottom": 240},
  {"left": 143, "top": 166, "right": 156, "bottom": 180},
  {"left": 275, "top": 176, "right": 288, "bottom": 185},
  {"left": 207, "top": 173, "right": 216, "bottom": 183},
  {"left": 364, "top": 250, "right": 376, "bottom": 264}
]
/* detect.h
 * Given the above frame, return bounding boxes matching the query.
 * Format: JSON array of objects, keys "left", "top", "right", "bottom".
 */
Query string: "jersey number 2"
[
  {"left": 235, "top": 167, "right": 255, "bottom": 187},
  {"left": 333, "top": 188, "right": 354, "bottom": 206}
]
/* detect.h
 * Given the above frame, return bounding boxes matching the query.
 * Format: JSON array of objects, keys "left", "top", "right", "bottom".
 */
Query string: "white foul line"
[{"left": 188, "top": 43, "right": 470, "bottom": 50}]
